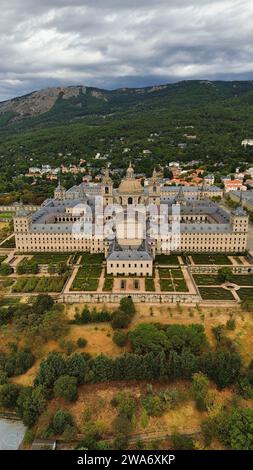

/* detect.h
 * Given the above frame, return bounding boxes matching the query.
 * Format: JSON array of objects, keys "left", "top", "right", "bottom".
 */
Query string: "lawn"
[
  {"left": 145, "top": 278, "right": 156, "bottom": 292},
  {"left": 199, "top": 287, "right": 235, "bottom": 300},
  {"left": 12, "top": 275, "right": 68, "bottom": 293},
  {"left": 191, "top": 253, "right": 232, "bottom": 265},
  {"left": 0, "top": 255, "right": 7, "bottom": 265},
  {"left": 155, "top": 254, "right": 180, "bottom": 265}
]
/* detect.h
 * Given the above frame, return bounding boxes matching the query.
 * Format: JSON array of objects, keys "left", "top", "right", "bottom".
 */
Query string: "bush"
[
  {"left": 113, "top": 330, "right": 128, "bottom": 347},
  {"left": 53, "top": 410, "right": 73, "bottom": 435},
  {"left": 142, "top": 395, "right": 166, "bottom": 417},
  {"left": 53, "top": 375, "right": 78, "bottom": 402},
  {"left": 226, "top": 319, "right": 236, "bottom": 331},
  {"left": 77, "top": 338, "right": 87, "bottom": 348}
]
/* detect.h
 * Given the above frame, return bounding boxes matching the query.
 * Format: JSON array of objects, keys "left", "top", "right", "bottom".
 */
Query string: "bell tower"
[
  {"left": 148, "top": 168, "right": 160, "bottom": 205},
  {"left": 102, "top": 167, "right": 113, "bottom": 206}
]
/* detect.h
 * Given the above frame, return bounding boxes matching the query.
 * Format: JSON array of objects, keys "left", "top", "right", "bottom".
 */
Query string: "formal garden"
[
  {"left": 12, "top": 274, "right": 69, "bottom": 293},
  {"left": 158, "top": 267, "right": 188, "bottom": 292}
]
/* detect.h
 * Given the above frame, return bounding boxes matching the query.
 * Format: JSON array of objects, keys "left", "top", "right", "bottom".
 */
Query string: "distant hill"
[{"left": 1, "top": 80, "right": 253, "bottom": 131}]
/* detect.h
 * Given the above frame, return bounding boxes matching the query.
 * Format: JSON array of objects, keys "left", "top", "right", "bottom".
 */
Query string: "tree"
[
  {"left": 113, "top": 330, "right": 127, "bottom": 347},
  {"left": 35, "top": 352, "right": 66, "bottom": 388},
  {"left": 229, "top": 409, "right": 253, "bottom": 450},
  {"left": 0, "top": 383, "right": 20, "bottom": 409},
  {"left": 53, "top": 410, "right": 73, "bottom": 435},
  {"left": 128, "top": 324, "right": 168, "bottom": 354},
  {"left": 191, "top": 372, "right": 209, "bottom": 411},
  {"left": 17, "top": 385, "right": 47, "bottom": 426},
  {"left": 40, "top": 310, "right": 70, "bottom": 341},
  {"left": 111, "top": 312, "right": 130, "bottom": 329},
  {"left": 33, "top": 294, "right": 54, "bottom": 315},
  {"left": 217, "top": 267, "right": 233, "bottom": 283},
  {"left": 119, "top": 297, "right": 136, "bottom": 317},
  {"left": 200, "top": 351, "right": 242, "bottom": 389},
  {"left": 53, "top": 375, "right": 78, "bottom": 402}
]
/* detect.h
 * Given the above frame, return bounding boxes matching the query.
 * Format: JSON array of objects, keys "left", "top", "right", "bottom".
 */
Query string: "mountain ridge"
[{"left": 1, "top": 80, "right": 253, "bottom": 130}]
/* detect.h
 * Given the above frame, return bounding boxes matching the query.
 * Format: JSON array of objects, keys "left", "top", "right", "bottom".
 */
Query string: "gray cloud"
[{"left": 0, "top": 0, "right": 253, "bottom": 101}]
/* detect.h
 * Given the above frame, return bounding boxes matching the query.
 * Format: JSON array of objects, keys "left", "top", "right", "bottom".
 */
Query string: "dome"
[{"left": 118, "top": 178, "right": 144, "bottom": 194}]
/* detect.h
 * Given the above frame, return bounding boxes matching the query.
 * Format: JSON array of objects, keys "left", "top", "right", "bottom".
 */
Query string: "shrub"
[
  {"left": 170, "top": 433, "right": 195, "bottom": 450},
  {"left": 77, "top": 338, "right": 87, "bottom": 348},
  {"left": 226, "top": 319, "right": 236, "bottom": 331},
  {"left": 191, "top": 372, "right": 209, "bottom": 411},
  {"left": 53, "top": 375, "right": 78, "bottom": 402},
  {"left": 142, "top": 395, "right": 166, "bottom": 417},
  {"left": 113, "top": 330, "right": 128, "bottom": 347}
]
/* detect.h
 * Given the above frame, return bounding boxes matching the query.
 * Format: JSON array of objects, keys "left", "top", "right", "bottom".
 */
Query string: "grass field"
[
  {"left": 12, "top": 275, "right": 68, "bottom": 293},
  {"left": 191, "top": 253, "right": 232, "bottom": 265},
  {"left": 198, "top": 287, "right": 235, "bottom": 300}
]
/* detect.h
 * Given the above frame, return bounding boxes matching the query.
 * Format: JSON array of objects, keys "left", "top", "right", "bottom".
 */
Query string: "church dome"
[{"left": 118, "top": 179, "right": 143, "bottom": 194}]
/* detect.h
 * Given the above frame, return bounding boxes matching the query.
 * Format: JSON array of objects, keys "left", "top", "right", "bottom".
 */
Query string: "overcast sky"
[{"left": 1, "top": 0, "right": 253, "bottom": 101}]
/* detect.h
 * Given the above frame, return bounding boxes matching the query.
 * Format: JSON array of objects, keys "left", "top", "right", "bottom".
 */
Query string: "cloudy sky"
[{"left": 1, "top": 0, "right": 253, "bottom": 101}]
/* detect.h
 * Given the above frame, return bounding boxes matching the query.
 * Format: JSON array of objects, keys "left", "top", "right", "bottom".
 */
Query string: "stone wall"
[{"left": 60, "top": 292, "right": 200, "bottom": 304}]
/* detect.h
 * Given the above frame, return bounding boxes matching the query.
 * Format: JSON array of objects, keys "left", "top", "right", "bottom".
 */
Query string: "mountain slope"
[{"left": 1, "top": 80, "right": 253, "bottom": 132}]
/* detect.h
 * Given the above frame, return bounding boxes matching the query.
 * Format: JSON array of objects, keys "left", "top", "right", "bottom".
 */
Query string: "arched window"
[
  {"left": 105, "top": 186, "right": 109, "bottom": 194},
  {"left": 128, "top": 197, "right": 133, "bottom": 205}
]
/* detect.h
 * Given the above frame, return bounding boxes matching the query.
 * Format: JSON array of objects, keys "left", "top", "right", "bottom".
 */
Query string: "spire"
[
  {"left": 152, "top": 167, "right": 157, "bottom": 181},
  {"left": 174, "top": 185, "right": 186, "bottom": 204},
  {"left": 198, "top": 179, "right": 205, "bottom": 200},
  {"left": 126, "top": 161, "right": 134, "bottom": 179}
]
